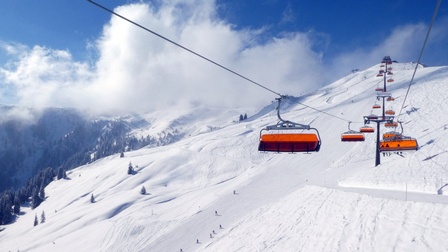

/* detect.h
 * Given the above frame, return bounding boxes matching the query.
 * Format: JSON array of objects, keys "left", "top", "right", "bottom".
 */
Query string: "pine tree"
[
  {"left": 239, "top": 114, "right": 244, "bottom": 121},
  {"left": 41, "top": 210, "right": 46, "bottom": 223},
  {"left": 57, "top": 167, "right": 65, "bottom": 180},
  {"left": 244, "top": 113, "right": 248, "bottom": 120},
  {"left": 34, "top": 214, "right": 38, "bottom": 227},
  {"left": 140, "top": 186, "right": 146, "bottom": 195},
  {"left": 39, "top": 186, "right": 45, "bottom": 201},
  {"left": 127, "top": 162, "right": 134, "bottom": 175},
  {"left": 19, "top": 187, "right": 28, "bottom": 204},
  {"left": 90, "top": 194, "right": 95, "bottom": 203},
  {"left": 31, "top": 188, "right": 41, "bottom": 209},
  {"left": 1, "top": 200, "right": 12, "bottom": 225},
  {"left": 13, "top": 192, "right": 20, "bottom": 214},
  {"left": 120, "top": 151, "right": 124, "bottom": 158},
  {"left": 0, "top": 199, "right": 3, "bottom": 225}
]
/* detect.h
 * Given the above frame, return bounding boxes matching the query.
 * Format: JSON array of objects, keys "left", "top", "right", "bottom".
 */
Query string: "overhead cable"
[
  {"left": 87, "top": 0, "right": 282, "bottom": 97},
  {"left": 286, "top": 96, "right": 355, "bottom": 123},
  {"left": 87, "top": 0, "right": 364, "bottom": 124},
  {"left": 397, "top": 0, "right": 442, "bottom": 119}
]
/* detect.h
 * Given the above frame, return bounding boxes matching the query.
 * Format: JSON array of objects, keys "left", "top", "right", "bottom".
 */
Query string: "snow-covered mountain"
[
  {"left": 1, "top": 62, "right": 448, "bottom": 251},
  {"left": 0, "top": 107, "right": 141, "bottom": 192},
  {"left": 0, "top": 104, "right": 242, "bottom": 192}
]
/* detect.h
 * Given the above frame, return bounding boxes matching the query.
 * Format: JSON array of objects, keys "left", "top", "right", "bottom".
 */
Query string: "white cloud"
[
  {"left": 2, "top": 1, "right": 325, "bottom": 115},
  {"left": 0, "top": 44, "right": 93, "bottom": 109},
  {"left": 86, "top": 1, "right": 327, "bottom": 113},
  {"left": 281, "top": 2, "right": 295, "bottom": 25},
  {"left": 0, "top": 1, "right": 445, "bottom": 117},
  {"left": 0, "top": 106, "right": 39, "bottom": 124}
]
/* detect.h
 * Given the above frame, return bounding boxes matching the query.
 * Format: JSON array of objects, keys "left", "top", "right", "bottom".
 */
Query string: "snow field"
[{"left": 1, "top": 63, "right": 448, "bottom": 251}]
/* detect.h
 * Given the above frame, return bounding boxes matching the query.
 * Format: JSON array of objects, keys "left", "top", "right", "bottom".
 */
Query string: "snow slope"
[{"left": 1, "top": 63, "right": 448, "bottom": 252}]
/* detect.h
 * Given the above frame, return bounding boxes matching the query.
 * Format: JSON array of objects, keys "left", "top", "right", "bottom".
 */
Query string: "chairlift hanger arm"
[
  {"left": 363, "top": 115, "right": 395, "bottom": 125},
  {"left": 265, "top": 121, "right": 311, "bottom": 130},
  {"left": 273, "top": 96, "right": 311, "bottom": 129}
]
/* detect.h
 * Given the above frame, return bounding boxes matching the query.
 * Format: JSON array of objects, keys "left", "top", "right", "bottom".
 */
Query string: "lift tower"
[{"left": 364, "top": 92, "right": 394, "bottom": 166}]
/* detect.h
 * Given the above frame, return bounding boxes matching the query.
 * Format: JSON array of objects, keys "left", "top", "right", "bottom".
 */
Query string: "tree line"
[{"left": 0, "top": 167, "right": 65, "bottom": 225}]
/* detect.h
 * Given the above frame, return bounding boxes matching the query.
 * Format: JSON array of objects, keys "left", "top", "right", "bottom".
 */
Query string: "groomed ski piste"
[{"left": 1, "top": 62, "right": 448, "bottom": 251}]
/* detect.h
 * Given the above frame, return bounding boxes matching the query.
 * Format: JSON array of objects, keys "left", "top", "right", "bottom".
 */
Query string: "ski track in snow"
[{"left": 1, "top": 63, "right": 448, "bottom": 251}]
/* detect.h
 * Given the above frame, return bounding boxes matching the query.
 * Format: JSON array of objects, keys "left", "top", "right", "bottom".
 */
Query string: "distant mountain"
[
  {"left": 0, "top": 107, "right": 162, "bottom": 192},
  {"left": 0, "top": 104, "right": 247, "bottom": 193}
]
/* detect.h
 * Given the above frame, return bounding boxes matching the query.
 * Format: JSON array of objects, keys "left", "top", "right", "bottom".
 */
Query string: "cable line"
[
  {"left": 87, "top": 0, "right": 362, "bottom": 125},
  {"left": 285, "top": 96, "right": 355, "bottom": 123},
  {"left": 87, "top": 0, "right": 282, "bottom": 97},
  {"left": 397, "top": 0, "right": 442, "bottom": 120}
]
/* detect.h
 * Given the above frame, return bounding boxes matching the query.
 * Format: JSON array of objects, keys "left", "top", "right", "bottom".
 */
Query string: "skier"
[{"left": 215, "top": 210, "right": 218, "bottom": 216}]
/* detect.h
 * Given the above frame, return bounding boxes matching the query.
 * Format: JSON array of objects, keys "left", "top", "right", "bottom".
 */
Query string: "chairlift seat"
[
  {"left": 360, "top": 126, "right": 374, "bottom": 133},
  {"left": 385, "top": 122, "right": 398, "bottom": 127},
  {"left": 258, "top": 133, "right": 321, "bottom": 153},
  {"left": 341, "top": 132, "right": 365, "bottom": 142},
  {"left": 380, "top": 138, "right": 418, "bottom": 152},
  {"left": 383, "top": 131, "right": 402, "bottom": 140}
]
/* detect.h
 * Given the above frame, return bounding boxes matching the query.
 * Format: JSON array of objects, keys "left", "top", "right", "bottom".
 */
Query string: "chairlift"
[
  {"left": 341, "top": 122, "right": 365, "bottom": 142},
  {"left": 258, "top": 96, "right": 321, "bottom": 153},
  {"left": 380, "top": 122, "right": 418, "bottom": 152},
  {"left": 385, "top": 110, "right": 395, "bottom": 115},
  {"left": 385, "top": 121, "right": 398, "bottom": 128},
  {"left": 381, "top": 56, "right": 392, "bottom": 63},
  {"left": 383, "top": 131, "right": 402, "bottom": 140},
  {"left": 380, "top": 137, "right": 418, "bottom": 152},
  {"left": 387, "top": 97, "right": 395, "bottom": 101},
  {"left": 387, "top": 79, "right": 394, "bottom": 83},
  {"left": 360, "top": 125, "right": 374, "bottom": 133},
  {"left": 366, "top": 114, "right": 379, "bottom": 120}
]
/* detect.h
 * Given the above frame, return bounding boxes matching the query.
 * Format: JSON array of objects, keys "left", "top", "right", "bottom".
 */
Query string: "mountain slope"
[{"left": 1, "top": 63, "right": 448, "bottom": 251}]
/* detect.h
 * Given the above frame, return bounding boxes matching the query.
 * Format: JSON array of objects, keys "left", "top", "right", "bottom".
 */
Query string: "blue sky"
[
  {"left": 0, "top": 0, "right": 447, "bottom": 115},
  {"left": 1, "top": 1, "right": 446, "bottom": 63},
  {"left": 218, "top": 0, "right": 447, "bottom": 65}
]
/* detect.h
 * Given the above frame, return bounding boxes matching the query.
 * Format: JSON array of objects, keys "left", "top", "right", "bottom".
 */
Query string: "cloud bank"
[{"left": 0, "top": 0, "right": 446, "bottom": 116}]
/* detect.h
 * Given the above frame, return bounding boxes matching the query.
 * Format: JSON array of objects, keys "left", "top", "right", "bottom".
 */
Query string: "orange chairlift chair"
[
  {"left": 258, "top": 97, "right": 321, "bottom": 153},
  {"left": 360, "top": 125, "right": 375, "bottom": 133},
  {"left": 341, "top": 122, "right": 365, "bottom": 142},
  {"left": 380, "top": 122, "right": 418, "bottom": 152}
]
